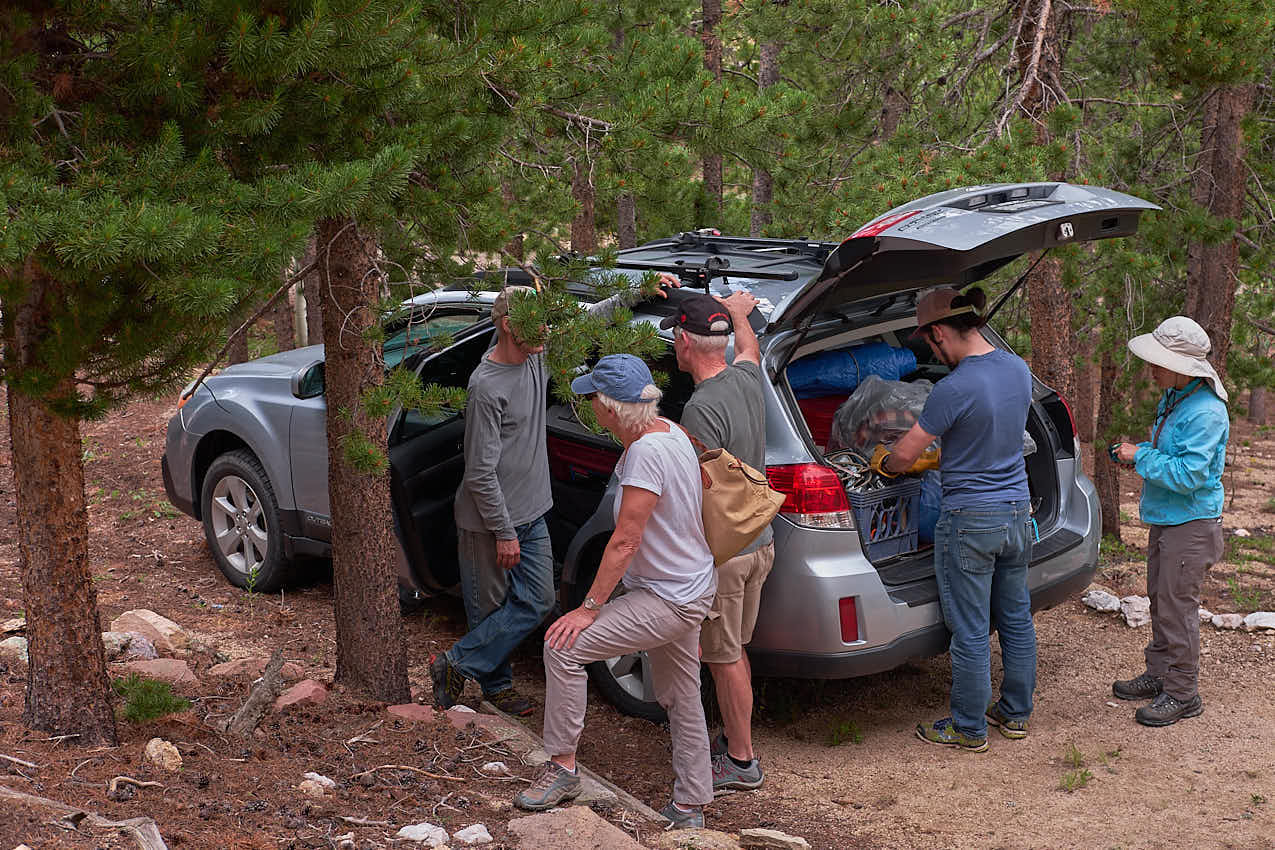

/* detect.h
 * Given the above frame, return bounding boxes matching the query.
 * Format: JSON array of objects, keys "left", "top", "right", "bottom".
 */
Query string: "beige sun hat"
[{"left": 1127, "top": 316, "right": 1228, "bottom": 402}]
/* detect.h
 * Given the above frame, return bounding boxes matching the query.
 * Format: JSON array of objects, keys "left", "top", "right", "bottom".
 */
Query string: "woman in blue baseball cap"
[{"left": 512, "top": 354, "right": 717, "bottom": 830}]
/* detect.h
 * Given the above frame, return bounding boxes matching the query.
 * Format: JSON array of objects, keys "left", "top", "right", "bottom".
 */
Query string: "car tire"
[{"left": 200, "top": 450, "right": 289, "bottom": 593}]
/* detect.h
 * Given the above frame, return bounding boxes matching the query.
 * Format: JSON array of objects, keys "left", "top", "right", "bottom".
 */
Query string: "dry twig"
[
  {"left": 222, "top": 649, "right": 286, "bottom": 737},
  {"left": 108, "top": 776, "right": 164, "bottom": 795},
  {"left": 348, "top": 764, "right": 466, "bottom": 782},
  {"left": 0, "top": 753, "right": 40, "bottom": 770}
]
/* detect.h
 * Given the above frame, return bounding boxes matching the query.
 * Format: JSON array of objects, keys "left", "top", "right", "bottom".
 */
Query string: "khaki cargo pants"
[{"left": 1145, "top": 517, "right": 1223, "bottom": 700}]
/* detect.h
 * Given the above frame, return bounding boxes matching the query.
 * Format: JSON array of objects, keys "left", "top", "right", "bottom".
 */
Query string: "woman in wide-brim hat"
[{"left": 1109, "top": 316, "right": 1229, "bottom": 728}]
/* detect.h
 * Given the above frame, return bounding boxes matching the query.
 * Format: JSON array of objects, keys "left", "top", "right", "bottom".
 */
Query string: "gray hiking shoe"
[
  {"left": 711, "top": 752, "right": 764, "bottom": 793},
  {"left": 1112, "top": 672, "right": 1163, "bottom": 701},
  {"left": 985, "top": 703, "right": 1029, "bottom": 740},
  {"left": 710, "top": 730, "right": 729, "bottom": 758},
  {"left": 513, "top": 761, "right": 582, "bottom": 811},
  {"left": 659, "top": 800, "right": 705, "bottom": 830},
  {"left": 1135, "top": 692, "right": 1203, "bottom": 727}
]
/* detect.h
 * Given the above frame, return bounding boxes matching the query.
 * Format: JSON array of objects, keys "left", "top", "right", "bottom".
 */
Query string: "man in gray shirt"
[
  {"left": 434, "top": 278, "right": 675, "bottom": 716},
  {"left": 661, "top": 290, "right": 774, "bottom": 792}
]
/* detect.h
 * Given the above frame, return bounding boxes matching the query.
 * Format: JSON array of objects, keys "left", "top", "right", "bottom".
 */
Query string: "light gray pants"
[
  {"left": 543, "top": 587, "right": 714, "bottom": 806},
  {"left": 1145, "top": 517, "right": 1223, "bottom": 699}
]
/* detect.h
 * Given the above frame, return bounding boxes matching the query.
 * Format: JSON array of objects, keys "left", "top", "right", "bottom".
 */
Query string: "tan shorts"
[{"left": 700, "top": 542, "right": 775, "bottom": 664}]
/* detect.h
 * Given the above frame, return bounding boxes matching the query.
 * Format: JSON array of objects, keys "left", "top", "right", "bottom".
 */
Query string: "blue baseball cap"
[{"left": 570, "top": 354, "right": 654, "bottom": 403}]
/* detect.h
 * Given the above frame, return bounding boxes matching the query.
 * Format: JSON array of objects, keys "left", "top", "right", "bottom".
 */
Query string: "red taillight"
[
  {"left": 547, "top": 435, "right": 620, "bottom": 481},
  {"left": 1057, "top": 393, "right": 1078, "bottom": 438},
  {"left": 848, "top": 209, "right": 923, "bottom": 240},
  {"left": 765, "top": 463, "right": 851, "bottom": 514},
  {"left": 839, "top": 597, "right": 859, "bottom": 643}
]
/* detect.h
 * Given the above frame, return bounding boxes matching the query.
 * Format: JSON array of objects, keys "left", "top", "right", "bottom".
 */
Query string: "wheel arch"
[{"left": 190, "top": 431, "right": 260, "bottom": 520}]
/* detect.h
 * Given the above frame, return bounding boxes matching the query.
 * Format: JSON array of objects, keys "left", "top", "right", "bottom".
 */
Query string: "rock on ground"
[
  {"left": 1120, "top": 595, "right": 1152, "bottom": 628},
  {"left": 143, "top": 738, "right": 182, "bottom": 772},
  {"left": 274, "top": 679, "right": 327, "bottom": 711},
  {"left": 652, "top": 829, "right": 741, "bottom": 850},
  {"left": 109, "top": 609, "right": 189, "bottom": 655},
  {"left": 0, "top": 636, "right": 29, "bottom": 664},
  {"left": 208, "top": 656, "right": 304, "bottom": 681},
  {"left": 119, "top": 658, "right": 198, "bottom": 687},
  {"left": 739, "top": 828, "right": 812, "bottom": 850},
  {"left": 452, "top": 823, "right": 494, "bottom": 845},
  {"left": 507, "top": 807, "right": 646, "bottom": 849},
  {"left": 1198, "top": 608, "right": 1214, "bottom": 623},
  {"left": 0, "top": 617, "right": 24, "bottom": 633},
  {"left": 387, "top": 703, "right": 439, "bottom": 723},
  {"left": 1082, "top": 589, "right": 1121, "bottom": 613},
  {"left": 297, "top": 779, "right": 329, "bottom": 798},
  {"left": 101, "top": 631, "right": 158, "bottom": 661},
  {"left": 1213, "top": 613, "right": 1246, "bottom": 630},
  {"left": 395, "top": 822, "right": 449, "bottom": 846},
  {"left": 1244, "top": 611, "right": 1275, "bottom": 630}
]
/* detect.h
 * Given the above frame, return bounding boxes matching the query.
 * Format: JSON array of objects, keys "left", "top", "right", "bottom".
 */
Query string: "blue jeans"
[
  {"left": 933, "top": 501, "right": 1036, "bottom": 738},
  {"left": 447, "top": 516, "right": 555, "bottom": 695}
]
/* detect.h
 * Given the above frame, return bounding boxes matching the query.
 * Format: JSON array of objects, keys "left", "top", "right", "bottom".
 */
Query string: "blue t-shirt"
[{"left": 916, "top": 348, "right": 1031, "bottom": 509}]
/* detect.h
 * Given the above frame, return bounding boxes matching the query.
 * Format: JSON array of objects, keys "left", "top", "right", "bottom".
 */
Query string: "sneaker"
[
  {"left": 711, "top": 752, "right": 764, "bottom": 793},
  {"left": 1112, "top": 672, "right": 1163, "bottom": 701},
  {"left": 658, "top": 800, "right": 705, "bottom": 830},
  {"left": 915, "top": 717, "right": 989, "bottom": 753},
  {"left": 985, "top": 703, "right": 1029, "bottom": 740},
  {"left": 709, "top": 730, "right": 729, "bottom": 758},
  {"left": 485, "top": 688, "right": 535, "bottom": 717},
  {"left": 513, "top": 761, "right": 582, "bottom": 811},
  {"left": 430, "top": 653, "right": 465, "bottom": 709},
  {"left": 1135, "top": 692, "right": 1203, "bottom": 727}
]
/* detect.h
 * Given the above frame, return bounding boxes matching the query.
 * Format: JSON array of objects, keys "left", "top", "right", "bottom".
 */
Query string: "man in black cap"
[{"left": 662, "top": 290, "right": 773, "bottom": 793}]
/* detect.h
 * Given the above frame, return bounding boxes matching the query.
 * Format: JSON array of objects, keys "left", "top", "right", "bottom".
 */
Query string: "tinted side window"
[
  {"left": 394, "top": 330, "right": 493, "bottom": 442},
  {"left": 384, "top": 310, "right": 484, "bottom": 369}
]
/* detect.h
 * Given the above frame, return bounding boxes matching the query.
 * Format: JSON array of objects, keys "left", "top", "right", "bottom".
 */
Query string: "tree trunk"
[
  {"left": 302, "top": 236, "right": 323, "bottom": 351},
  {"left": 615, "top": 193, "right": 636, "bottom": 249},
  {"left": 316, "top": 218, "right": 410, "bottom": 703},
  {"left": 226, "top": 321, "right": 249, "bottom": 365},
  {"left": 1028, "top": 259, "right": 1074, "bottom": 402},
  {"left": 1072, "top": 327, "right": 1097, "bottom": 443},
  {"left": 570, "top": 158, "right": 597, "bottom": 255},
  {"left": 293, "top": 281, "right": 309, "bottom": 347},
  {"left": 3, "top": 263, "right": 116, "bottom": 745},
  {"left": 701, "top": 0, "right": 723, "bottom": 223},
  {"left": 1184, "top": 84, "right": 1255, "bottom": 381},
  {"left": 1249, "top": 387, "right": 1267, "bottom": 425},
  {"left": 272, "top": 288, "right": 295, "bottom": 353},
  {"left": 1093, "top": 347, "right": 1122, "bottom": 541},
  {"left": 750, "top": 39, "right": 780, "bottom": 237},
  {"left": 501, "top": 180, "right": 525, "bottom": 262}
]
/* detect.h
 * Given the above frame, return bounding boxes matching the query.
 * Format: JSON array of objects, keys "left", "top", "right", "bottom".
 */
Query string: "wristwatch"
[{"left": 583, "top": 596, "right": 602, "bottom": 611}]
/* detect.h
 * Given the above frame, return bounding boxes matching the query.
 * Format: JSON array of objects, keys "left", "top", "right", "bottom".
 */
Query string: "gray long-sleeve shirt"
[{"left": 452, "top": 292, "right": 634, "bottom": 539}]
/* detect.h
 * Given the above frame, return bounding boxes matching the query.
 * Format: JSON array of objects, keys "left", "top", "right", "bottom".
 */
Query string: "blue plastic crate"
[{"left": 848, "top": 478, "right": 920, "bottom": 561}]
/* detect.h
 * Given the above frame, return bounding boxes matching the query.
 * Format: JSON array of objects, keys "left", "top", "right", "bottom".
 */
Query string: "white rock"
[
  {"left": 1233, "top": 527, "right": 1251, "bottom": 538},
  {"left": 1119, "top": 595, "right": 1152, "bottom": 628},
  {"left": 143, "top": 738, "right": 182, "bottom": 773},
  {"left": 452, "top": 823, "right": 494, "bottom": 845},
  {"left": 395, "top": 822, "right": 449, "bottom": 846},
  {"left": 1213, "top": 613, "right": 1246, "bottom": 630},
  {"left": 0, "top": 636, "right": 28, "bottom": 664},
  {"left": 1198, "top": 607, "right": 1214, "bottom": 623},
  {"left": 1243, "top": 612, "right": 1275, "bottom": 630},
  {"left": 109, "top": 609, "right": 189, "bottom": 655},
  {"left": 297, "top": 779, "right": 328, "bottom": 798},
  {"left": 1253, "top": 644, "right": 1264, "bottom": 653},
  {"left": 740, "top": 827, "right": 812, "bottom": 850},
  {"left": 479, "top": 761, "right": 508, "bottom": 775},
  {"left": 302, "top": 771, "right": 336, "bottom": 788},
  {"left": 450, "top": 705, "right": 476, "bottom": 714},
  {"left": 0, "top": 617, "right": 24, "bottom": 634},
  {"left": 1082, "top": 590, "right": 1121, "bottom": 613}
]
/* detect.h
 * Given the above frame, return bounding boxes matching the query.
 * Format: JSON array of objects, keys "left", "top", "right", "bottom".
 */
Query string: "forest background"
[{"left": 1, "top": 0, "right": 1274, "bottom": 746}]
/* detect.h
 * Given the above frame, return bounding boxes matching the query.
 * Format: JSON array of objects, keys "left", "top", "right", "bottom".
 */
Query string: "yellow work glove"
[
  {"left": 868, "top": 444, "right": 897, "bottom": 477},
  {"left": 907, "top": 445, "right": 941, "bottom": 475}
]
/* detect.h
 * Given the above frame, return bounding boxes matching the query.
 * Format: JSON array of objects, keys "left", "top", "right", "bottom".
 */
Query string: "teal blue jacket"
[{"left": 1134, "top": 379, "right": 1229, "bottom": 526}]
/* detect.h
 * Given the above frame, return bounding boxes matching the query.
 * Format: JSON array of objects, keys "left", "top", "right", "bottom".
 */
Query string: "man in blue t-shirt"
[{"left": 876, "top": 286, "right": 1035, "bottom": 752}]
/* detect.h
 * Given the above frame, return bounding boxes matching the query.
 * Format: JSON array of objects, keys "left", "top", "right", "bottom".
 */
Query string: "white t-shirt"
[{"left": 613, "top": 420, "right": 717, "bottom": 605}]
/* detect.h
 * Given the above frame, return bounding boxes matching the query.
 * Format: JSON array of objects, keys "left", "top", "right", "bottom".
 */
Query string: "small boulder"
[
  {"left": 395, "top": 822, "right": 449, "bottom": 846},
  {"left": 101, "top": 631, "right": 159, "bottom": 662},
  {"left": 740, "top": 828, "right": 812, "bottom": 850},
  {"left": 208, "top": 657, "right": 304, "bottom": 681},
  {"left": 479, "top": 762, "right": 509, "bottom": 775},
  {"left": 143, "top": 738, "right": 182, "bottom": 773},
  {"left": 452, "top": 824, "right": 493, "bottom": 846},
  {"left": 120, "top": 659, "right": 198, "bottom": 687},
  {"left": 388, "top": 703, "right": 439, "bottom": 723},
  {"left": 1233, "top": 527, "right": 1251, "bottom": 538},
  {"left": 0, "top": 636, "right": 29, "bottom": 664},
  {"left": 109, "top": 609, "right": 189, "bottom": 655},
  {"left": 508, "top": 808, "right": 645, "bottom": 849},
  {"left": 1081, "top": 590, "right": 1120, "bottom": 613},
  {"left": 1198, "top": 607, "right": 1214, "bottom": 624},
  {"left": 302, "top": 771, "right": 336, "bottom": 789},
  {"left": 1119, "top": 595, "right": 1152, "bottom": 628},
  {"left": 297, "top": 779, "right": 329, "bottom": 798},
  {"left": 1243, "top": 611, "right": 1275, "bottom": 631},
  {"left": 274, "top": 679, "right": 327, "bottom": 711},
  {"left": 1213, "top": 613, "right": 1246, "bottom": 630}
]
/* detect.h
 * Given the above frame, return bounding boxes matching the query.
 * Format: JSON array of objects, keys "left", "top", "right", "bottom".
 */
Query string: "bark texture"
[
  {"left": 301, "top": 236, "right": 323, "bottom": 350},
  {"left": 1072, "top": 328, "right": 1097, "bottom": 443},
  {"left": 272, "top": 288, "right": 295, "bottom": 353},
  {"left": 570, "top": 158, "right": 597, "bottom": 255},
  {"left": 1184, "top": 84, "right": 1255, "bottom": 381},
  {"left": 226, "top": 322, "right": 249, "bottom": 365},
  {"left": 700, "top": 0, "right": 723, "bottom": 223},
  {"left": 750, "top": 39, "right": 780, "bottom": 237},
  {"left": 316, "top": 218, "right": 410, "bottom": 703},
  {"left": 4, "top": 262, "right": 116, "bottom": 745},
  {"left": 1093, "top": 348, "right": 1122, "bottom": 540},
  {"left": 1249, "top": 387, "right": 1267, "bottom": 425},
  {"left": 617, "top": 193, "right": 637, "bottom": 249}
]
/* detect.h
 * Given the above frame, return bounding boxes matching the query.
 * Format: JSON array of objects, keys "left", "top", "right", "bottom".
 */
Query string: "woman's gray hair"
[
  {"left": 596, "top": 384, "right": 663, "bottom": 432},
  {"left": 675, "top": 326, "right": 729, "bottom": 355}
]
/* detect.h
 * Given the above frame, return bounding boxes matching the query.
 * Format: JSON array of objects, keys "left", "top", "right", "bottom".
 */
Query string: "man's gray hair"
[
  {"left": 596, "top": 384, "right": 663, "bottom": 432},
  {"left": 675, "top": 327, "right": 729, "bottom": 356}
]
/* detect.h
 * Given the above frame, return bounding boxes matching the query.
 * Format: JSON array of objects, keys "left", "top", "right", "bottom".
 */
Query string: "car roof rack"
[
  {"left": 628, "top": 232, "right": 837, "bottom": 264},
  {"left": 613, "top": 256, "right": 800, "bottom": 294}
]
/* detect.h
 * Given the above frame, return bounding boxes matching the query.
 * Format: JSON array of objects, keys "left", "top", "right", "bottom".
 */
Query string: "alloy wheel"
[{"left": 209, "top": 474, "right": 268, "bottom": 578}]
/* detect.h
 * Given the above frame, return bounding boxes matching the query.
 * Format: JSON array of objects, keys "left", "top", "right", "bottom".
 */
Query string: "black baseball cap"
[{"left": 658, "top": 293, "right": 733, "bottom": 336}]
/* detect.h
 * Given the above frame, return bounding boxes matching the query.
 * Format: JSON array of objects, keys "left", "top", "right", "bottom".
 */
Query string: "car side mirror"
[{"left": 292, "top": 360, "right": 324, "bottom": 399}]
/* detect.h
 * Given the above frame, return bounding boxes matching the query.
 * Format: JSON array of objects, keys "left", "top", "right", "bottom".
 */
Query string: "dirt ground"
[{"left": 0, "top": 394, "right": 1273, "bottom": 849}]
